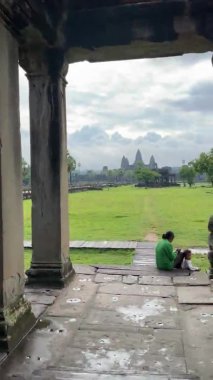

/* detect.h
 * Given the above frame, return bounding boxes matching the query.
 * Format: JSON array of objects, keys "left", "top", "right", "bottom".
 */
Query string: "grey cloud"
[
  {"left": 67, "top": 90, "right": 107, "bottom": 107},
  {"left": 19, "top": 54, "right": 213, "bottom": 170},
  {"left": 169, "top": 80, "right": 213, "bottom": 113},
  {"left": 68, "top": 125, "right": 110, "bottom": 145},
  {"left": 142, "top": 132, "right": 162, "bottom": 143},
  {"left": 20, "top": 124, "right": 213, "bottom": 171},
  {"left": 110, "top": 132, "right": 131, "bottom": 144},
  {"left": 67, "top": 125, "right": 213, "bottom": 170}
]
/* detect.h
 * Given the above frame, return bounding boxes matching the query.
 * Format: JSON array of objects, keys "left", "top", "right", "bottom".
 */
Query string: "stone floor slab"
[
  {"left": 150, "top": 329, "right": 184, "bottom": 357},
  {"left": 97, "top": 268, "right": 144, "bottom": 276},
  {"left": 180, "top": 305, "right": 213, "bottom": 380},
  {"left": 84, "top": 309, "right": 179, "bottom": 330},
  {"left": 72, "top": 327, "right": 183, "bottom": 357},
  {"left": 30, "top": 370, "right": 169, "bottom": 380},
  {"left": 131, "top": 353, "right": 186, "bottom": 376},
  {"left": 171, "top": 377, "right": 200, "bottom": 380},
  {"left": 98, "top": 283, "right": 176, "bottom": 297},
  {"left": 54, "top": 347, "right": 136, "bottom": 373},
  {"left": 71, "top": 329, "right": 142, "bottom": 350},
  {"left": 73, "top": 265, "right": 96, "bottom": 275},
  {"left": 85, "top": 294, "right": 179, "bottom": 329},
  {"left": 139, "top": 276, "right": 172, "bottom": 286},
  {"left": 122, "top": 275, "right": 138, "bottom": 284},
  {"left": 136, "top": 242, "right": 156, "bottom": 249},
  {"left": 31, "top": 304, "right": 47, "bottom": 318},
  {"left": 135, "top": 248, "right": 155, "bottom": 257},
  {"left": 0, "top": 317, "right": 77, "bottom": 379},
  {"left": 25, "top": 288, "right": 61, "bottom": 296},
  {"left": 70, "top": 240, "right": 138, "bottom": 249},
  {"left": 94, "top": 274, "right": 122, "bottom": 283},
  {"left": 177, "top": 286, "right": 213, "bottom": 304},
  {"left": 93, "top": 293, "right": 178, "bottom": 311},
  {"left": 173, "top": 272, "right": 210, "bottom": 286},
  {"left": 24, "top": 293, "right": 56, "bottom": 305},
  {"left": 97, "top": 267, "right": 190, "bottom": 277},
  {"left": 46, "top": 276, "right": 98, "bottom": 317},
  {"left": 134, "top": 262, "right": 155, "bottom": 266},
  {"left": 1, "top": 260, "right": 211, "bottom": 380}
]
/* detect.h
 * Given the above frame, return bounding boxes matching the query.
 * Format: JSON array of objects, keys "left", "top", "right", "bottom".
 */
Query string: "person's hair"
[
  {"left": 162, "top": 231, "right": 175, "bottom": 240},
  {"left": 182, "top": 249, "right": 191, "bottom": 259}
]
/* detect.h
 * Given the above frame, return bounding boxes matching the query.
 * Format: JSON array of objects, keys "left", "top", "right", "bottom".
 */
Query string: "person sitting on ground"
[
  {"left": 155, "top": 231, "right": 177, "bottom": 271},
  {"left": 180, "top": 249, "right": 199, "bottom": 271},
  {"left": 155, "top": 231, "right": 200, "bottom": 271}
]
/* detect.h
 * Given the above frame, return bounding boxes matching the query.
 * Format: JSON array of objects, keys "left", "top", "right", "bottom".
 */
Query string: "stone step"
[
  {"left": 30, "top": 368, "right": 200, "bottom": 380},
  {"left": 24, "top": 240, "right": 138, "bottom": 250}
]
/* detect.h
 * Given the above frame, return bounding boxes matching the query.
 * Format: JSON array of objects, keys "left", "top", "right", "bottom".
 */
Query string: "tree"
[
  {"left": 86, "top": 170, "right": 96, "bottom": 181},
  {"left": 67, "top": 150, "right": 76, "bottom": 185},
  {"left": 22, "top": 158, "right": 31, "bottom": 187},
  {"left": 191, "top": 149, "right": 213, "bottom": 186},
  {"left": 118, "top": 168, "right": 124, "bottom": 182},
  {"left": 158, "top": 166, "right": 171, "bottom": 183},
  {"left": 179, "top": 165, "right": 196, "bottom": 187},
  {"left": 123, "top": 169, "right": 135, "bottom": 183},
  {"left": 135, "top": 165, "right": 160, "bottom": 186},
  {"left": 110, "top": 169, "right": 120, "bottom": 183}
]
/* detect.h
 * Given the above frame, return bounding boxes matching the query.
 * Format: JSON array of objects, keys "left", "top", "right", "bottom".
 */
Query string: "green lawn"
[
  {"left": 24, "top": 185, "right": 213, "bottom": 247},
  {"left": 191, "top": 254, "right": 209, "bottom": 272},
  {"left": 24, "top": 248, "right": 134, "bottom": 270}
]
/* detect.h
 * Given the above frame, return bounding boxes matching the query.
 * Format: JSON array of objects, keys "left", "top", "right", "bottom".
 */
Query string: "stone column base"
[
  {"left": 0, "top": 297, "right": 35, "bottom": 352},
  {"left": 25, "top": 260, "right": 75, "bottom": 288}
]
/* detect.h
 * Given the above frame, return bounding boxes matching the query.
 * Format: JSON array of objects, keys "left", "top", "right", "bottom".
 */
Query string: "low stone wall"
[
  {"left": 135, "top": 183, "right": 180, "bottom": 188},
  {"left": 69, "top": 185, "right": 103, "bottom": 193}
]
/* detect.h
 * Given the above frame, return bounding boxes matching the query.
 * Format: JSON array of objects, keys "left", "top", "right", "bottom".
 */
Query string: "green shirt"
[{"left": 155, "top": 239, "right": 177, "bottom": 271}]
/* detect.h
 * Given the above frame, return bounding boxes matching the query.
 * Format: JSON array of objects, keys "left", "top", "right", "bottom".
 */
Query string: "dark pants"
[
  {"left": 174, "top": 250, "right": 191, "bottom": 269},
  {"left": 174, "top": 251, "right": 185, "bottom": 269}
]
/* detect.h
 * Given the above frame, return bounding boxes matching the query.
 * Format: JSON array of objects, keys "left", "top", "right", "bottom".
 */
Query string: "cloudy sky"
[{"left": 19, "top": 52, "right": 213, "bottom": 171}]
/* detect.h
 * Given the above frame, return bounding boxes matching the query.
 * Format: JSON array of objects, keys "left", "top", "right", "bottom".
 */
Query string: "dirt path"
[{"left": 144, "top": 231, "right": 158, "bottom": 242}]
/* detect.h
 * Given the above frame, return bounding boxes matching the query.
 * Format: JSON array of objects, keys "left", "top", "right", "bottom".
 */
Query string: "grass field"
[
  {"left": 24, "top": 185, "right": 213, "bottom": 247},
  {"left": 191, "top": 254, "right": 209, "bottom": 272},
  {"left": 24, "top": 248, "right": 134, "bottom": 270}
]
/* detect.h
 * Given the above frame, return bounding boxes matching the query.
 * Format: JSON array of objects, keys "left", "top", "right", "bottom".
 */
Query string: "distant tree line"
[
  {"left": 179, "top": 148, "right": 213, "bottom": 187},
  {"left": 73, "top": 164, "right": 176, "bottom": 187},
  {"left": 22, "top": 158, "right": 31, "bottom": 187},
  {"left": 22, "top": 149, "right": 77, "bottom": 187},
  {"left": 21, "top": 148, "right": 213, "bottom": 188}
]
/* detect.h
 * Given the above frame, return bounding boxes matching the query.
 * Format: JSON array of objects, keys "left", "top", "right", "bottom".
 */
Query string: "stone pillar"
[
  {"left": 21, "top": 48, "right": 74, "bottom": 287},
  {"left": 0, "top": 22, "right": 34, "bottom": 351}
]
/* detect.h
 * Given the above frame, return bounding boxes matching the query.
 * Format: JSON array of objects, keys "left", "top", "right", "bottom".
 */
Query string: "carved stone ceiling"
[{"left": 0, "top": 0, "right": 213, "bottom": 63}]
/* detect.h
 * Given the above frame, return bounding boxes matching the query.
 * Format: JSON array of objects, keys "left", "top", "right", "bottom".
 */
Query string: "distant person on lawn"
[{"left": 155, "top": 231, "right": 199, "bottom": 271}]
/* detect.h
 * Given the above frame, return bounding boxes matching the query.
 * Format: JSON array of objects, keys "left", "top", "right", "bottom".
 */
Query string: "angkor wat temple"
[{"left": 121, "top": 149, "right": 158, "bottom": 171}]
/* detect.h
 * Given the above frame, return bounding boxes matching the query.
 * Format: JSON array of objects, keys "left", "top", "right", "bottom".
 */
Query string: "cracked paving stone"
[{"left": 98, "top": 283, "right": 175, "bottom": 297}]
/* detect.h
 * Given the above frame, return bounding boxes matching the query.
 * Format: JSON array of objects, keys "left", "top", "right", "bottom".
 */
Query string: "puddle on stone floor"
[{"left": 117, "top": 298, "right": 166, "bottom": 326}]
